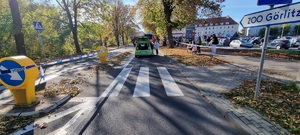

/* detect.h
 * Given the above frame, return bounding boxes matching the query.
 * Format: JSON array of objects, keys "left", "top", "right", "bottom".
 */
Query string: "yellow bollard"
[
  {"left": 0, "top": 56, "right": 39, "bottom": 105},
  {"left": 96, "top": 46, "right": 108, "bottom": 64}
]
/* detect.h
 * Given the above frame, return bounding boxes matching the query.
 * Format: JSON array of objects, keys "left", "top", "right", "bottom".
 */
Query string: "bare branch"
[
  {"left": 40, "top": 14, "right": 69, "bottom": 24},
  {"left": 56, "top": 0, "right": 65, "bottom": 10}
]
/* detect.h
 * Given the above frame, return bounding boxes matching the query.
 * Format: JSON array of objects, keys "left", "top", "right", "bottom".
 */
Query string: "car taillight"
[{"left": 282, "top": 41, "right": 285, "bottom": 45}]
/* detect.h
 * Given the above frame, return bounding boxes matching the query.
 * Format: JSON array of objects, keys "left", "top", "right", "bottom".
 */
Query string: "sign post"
[
  {"left": 33, "top": 21, "right": 46, "bottom": 60},
  {"left": 254, "top": 5, "right": 273, "bottom": 98},
  {"left": 241, "top": 1, "right": 295, "bottom": 98}
]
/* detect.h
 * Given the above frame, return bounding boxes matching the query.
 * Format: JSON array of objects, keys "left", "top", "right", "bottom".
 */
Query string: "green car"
[{"left": 135, "top": 36, "right": 153, "bottom": 58}]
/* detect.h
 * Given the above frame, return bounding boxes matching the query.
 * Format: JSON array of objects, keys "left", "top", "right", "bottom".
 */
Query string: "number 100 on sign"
[{"left": 248, "top": 15, "right": 263, "bottom": 24}]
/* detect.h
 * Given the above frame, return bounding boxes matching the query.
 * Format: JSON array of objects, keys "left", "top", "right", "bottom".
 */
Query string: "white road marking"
[
  {"left": 47, "top": 97, "right": 99, "bottom": 135},
  {"left": 100, "top": 68, "right": 132, "bottom": 97},
  {"left": 157, "top": 67, "right": 184, "bottom": 96},
  {"left": 133, "top": 67, "right": 150, "bottom": 97}
]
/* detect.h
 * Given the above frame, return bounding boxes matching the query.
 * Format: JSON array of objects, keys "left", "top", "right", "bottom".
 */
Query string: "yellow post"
[
  {"left": 0, "top": 56, "right": 39, "bottom": 105},
  {"left": 96, "top": 46, "right": 108, "bottom": 64}
]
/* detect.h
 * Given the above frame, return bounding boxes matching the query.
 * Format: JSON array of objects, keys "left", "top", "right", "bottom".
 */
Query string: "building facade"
[
  {"left": 172, "top": 16, "right": 239, "bottom": 41},
  {"left": 195, "top": 16, "right": 239, "bottom": 39}
]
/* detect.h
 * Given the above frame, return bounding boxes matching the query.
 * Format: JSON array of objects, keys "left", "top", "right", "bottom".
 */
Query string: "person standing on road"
[
  {"left": 154, "top": 40, "right": 159, "bottom": 55},
  {"left": 211, "top": 34, "right": 219, "bottom": 54}
]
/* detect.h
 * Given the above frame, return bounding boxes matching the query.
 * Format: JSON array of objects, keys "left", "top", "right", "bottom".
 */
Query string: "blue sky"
[{"left": 122, "top": 0, "right": 300, "bottom": 30}]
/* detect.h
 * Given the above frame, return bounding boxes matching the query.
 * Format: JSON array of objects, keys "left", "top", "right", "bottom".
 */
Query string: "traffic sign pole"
[
  {"left": 37, "top": 30, "right": 46, "bottom": 60},
  {"left": 254, "top": 5, "right": 274, "bottom": 98}
]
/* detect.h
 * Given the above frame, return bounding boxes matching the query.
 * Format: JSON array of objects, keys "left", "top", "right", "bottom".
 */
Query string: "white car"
[{"left": 229, "top": 39, "right": 253, "bottom": 48}]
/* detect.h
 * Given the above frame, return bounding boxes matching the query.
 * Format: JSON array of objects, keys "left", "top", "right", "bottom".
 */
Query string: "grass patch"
[
  {"left": 161, "top": 48, "right": 226, "bottom": 66},
  {"left": 223, "top": 79, "right": 300, "bottom": 134}
]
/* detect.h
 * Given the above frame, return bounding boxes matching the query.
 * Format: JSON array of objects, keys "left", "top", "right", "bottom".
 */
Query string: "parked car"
[
  {"left": 249, "top": 37, "right": 261, "bottom": 45},
  {"left": 267, "top": 39, "right": 290, "bottom": 50},
  {"left": 229, "top": 39, "right": 253, "bottom": 48},
  {"left": 291, "top": 37, "right": 300, "bottom": 47}
]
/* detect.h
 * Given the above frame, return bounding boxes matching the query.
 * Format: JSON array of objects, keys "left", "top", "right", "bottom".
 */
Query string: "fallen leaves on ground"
[
  {"left": 215, "top": 49, "right": 300, "bottom": 60},
  {"left": 0, "top": 115, "right": 38, "bottom": 134},
  {"left": 161, "top": 47, "right": 226, "bottom": 66},
  {"left": 223, "top": 79, "right": 300, "bottom": 134},
  {"left": 36, "top": 78, "right": 83, "bottom": 98}
]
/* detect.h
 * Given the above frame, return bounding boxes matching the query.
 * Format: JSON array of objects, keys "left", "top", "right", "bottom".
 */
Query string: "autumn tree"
[
  {"left": 280, "top": 24, "right": 290, "bottom": 37},
  {"left": 55, "top": 0, "right": 83, "bottom": 53},
  {"left": 270, "top": 26, "right": 279, "bottom": 36},
  {"left": 137, "top": 0, "right": 223, "bottom": 48},
  {"left": 293, "top": 23, "right": 300, "bottom": 36}
]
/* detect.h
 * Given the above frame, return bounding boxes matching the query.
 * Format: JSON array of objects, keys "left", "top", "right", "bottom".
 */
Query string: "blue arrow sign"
[
  {"left": 33, "top": 21, "right": 43, "bottom": 30},
  {"left": 0, "top": 60, "right": 25, "bottom": 86},
  {"left": 240, "top": 2, "right": 300, "bottom": 28},
  {"left": 258, "top": 0, "right": 292, "bottom": 6}
]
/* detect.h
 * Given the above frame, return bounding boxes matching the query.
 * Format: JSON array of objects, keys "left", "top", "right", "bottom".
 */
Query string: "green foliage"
[
  {"left": 259, "top": 28, "right": 266, "bottom": 38},
  {"left": 293, "top": 23, "right": 300, "bottom": 36},
  {"left": 288, "top": 82, "right": 300, "bottom": 93},
  {"left": 270, "top": 26, "right": 279, "bottom": 36}
]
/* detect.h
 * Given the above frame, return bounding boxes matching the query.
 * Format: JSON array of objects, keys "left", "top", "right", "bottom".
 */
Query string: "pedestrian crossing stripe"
[{"left": 100, "top": 67, "right": 184, "bottom": 98}]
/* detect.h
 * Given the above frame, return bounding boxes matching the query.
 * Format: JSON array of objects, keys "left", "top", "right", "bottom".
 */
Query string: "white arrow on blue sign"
[
  {"left": 240, "top": 2, "right": 300, "bottom": 28},
  {"left": 33, "top": 21, "right": 43, "bottom": 30},
  {"left": 0, "top": 60, "right": 25, "bottom": 86}
]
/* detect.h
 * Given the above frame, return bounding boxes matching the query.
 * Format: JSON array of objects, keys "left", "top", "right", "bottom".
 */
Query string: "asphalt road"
[
  {"left": 79, "top": 54, "right": 239, "bottom": 135},
  {"left": 17, "top": 47, "right": 239, "bottom": 135}
]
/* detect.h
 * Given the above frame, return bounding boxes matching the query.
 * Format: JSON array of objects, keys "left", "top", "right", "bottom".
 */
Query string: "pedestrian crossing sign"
[{"left": 33, "top": 21, "right": 43, "bottom": 30}]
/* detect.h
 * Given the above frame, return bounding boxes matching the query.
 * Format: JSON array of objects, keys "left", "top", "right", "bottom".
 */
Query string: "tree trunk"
[
  {"left": 121, "top": 31, "right": 125, "bottom": 46},
  {"left": 9, "top": 0, "right": 26, "bottom": 55},
  {"left": 115, "top": 33, "right": 119, "bottom": 48},
  {"left": 62, "top": 0, "right": 82, "bottom": 54},
  {"left": 72, "top": 29, "right": 81, "bottom": 53},
  {"left": 162, "top": 0, "right": 174, "bottom": 48}
]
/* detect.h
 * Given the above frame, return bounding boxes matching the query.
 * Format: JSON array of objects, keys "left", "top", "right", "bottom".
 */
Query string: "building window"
[
  {"left": 205, "top": 24, "right": 208, "bottom": 26},
  {"left": 226, "top": 22, "right": 229, "bottom": 24},
  {"left": 215, "top": 23, "right": 218, "bottom": 25},
  {"left": 210, "top": 23, "right": 213, "bottom": 26},
  {"left": 220, "top": 23, "right": 223, "bottom": 25}
]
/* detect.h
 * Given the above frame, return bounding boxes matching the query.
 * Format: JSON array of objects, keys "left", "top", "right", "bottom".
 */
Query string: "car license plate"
[{"left": 141, "top": 51, "right": 145, "bottom": 54}]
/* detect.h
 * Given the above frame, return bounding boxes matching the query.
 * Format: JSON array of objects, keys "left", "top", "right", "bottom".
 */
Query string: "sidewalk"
[{"left": 163, "top": 51, "right": 296, "bottom": 135}]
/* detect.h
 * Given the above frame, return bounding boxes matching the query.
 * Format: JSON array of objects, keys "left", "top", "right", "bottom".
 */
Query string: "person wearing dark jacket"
[{"left": 211, "top": 34, "right": 219, "bottom": 54}]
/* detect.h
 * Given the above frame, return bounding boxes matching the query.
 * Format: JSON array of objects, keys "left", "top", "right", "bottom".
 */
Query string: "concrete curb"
[
  {"left": 210, "top": 101, "right": 256, "bottom": 135},
  {"left": 1, "top": 95, "right": 71, "bottom": 117}
]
